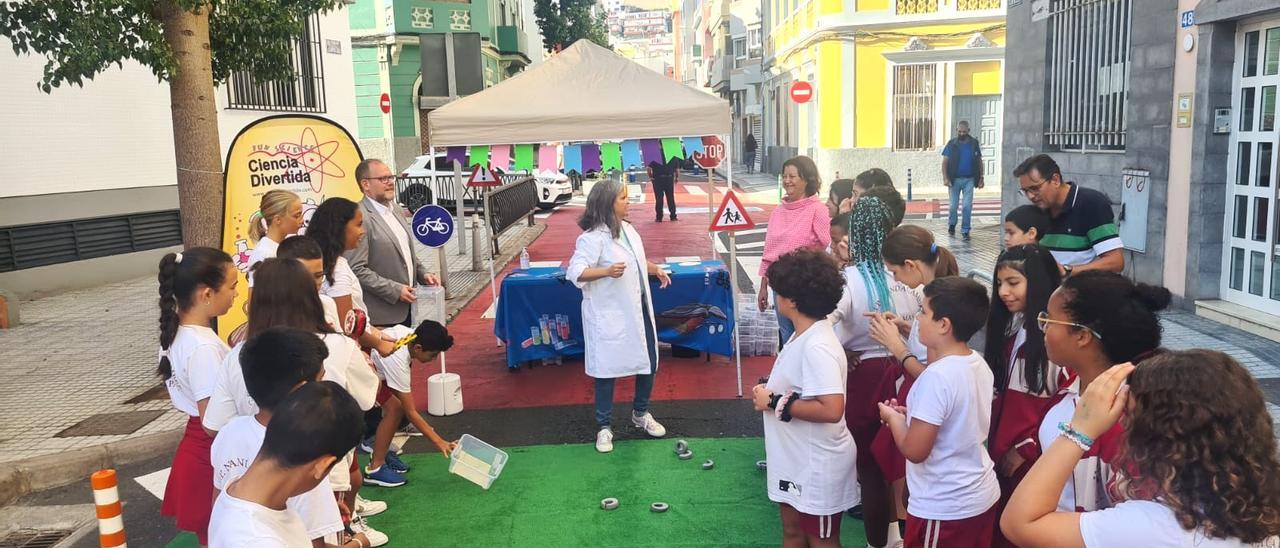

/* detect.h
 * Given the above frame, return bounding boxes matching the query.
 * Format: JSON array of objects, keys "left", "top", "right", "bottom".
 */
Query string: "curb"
[
  {"left": 0, "top": 219, "right": 548, "bottom": 506},
  {"left": 0, "top": 429, "right": 181, "bottom": 507}
]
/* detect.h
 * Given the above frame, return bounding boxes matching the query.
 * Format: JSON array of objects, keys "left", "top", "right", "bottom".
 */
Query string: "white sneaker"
[
  {"left": 352, "top": 517, "right": 389, "bottom": 547},
  {"left": 632, "top": 412, "right": 667, "bottom": 438},
  {"left": 354, "top": 494, "right": 387, "bottom": 517},
  {"left": 595, "top": 428, "right": 614, "bottom": 453}
]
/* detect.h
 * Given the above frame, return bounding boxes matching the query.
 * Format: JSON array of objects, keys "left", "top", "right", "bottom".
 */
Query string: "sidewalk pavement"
[
  {"left": 721, "top": 163, "right": 1003, "bottom": 202},
  {"left": 0, "top": 218, "right": 543, "bottom": 504}
]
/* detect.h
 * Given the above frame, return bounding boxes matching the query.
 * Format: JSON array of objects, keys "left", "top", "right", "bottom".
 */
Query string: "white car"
[{"left": 399, "top": 153, "right": 573, "bottom": 211}]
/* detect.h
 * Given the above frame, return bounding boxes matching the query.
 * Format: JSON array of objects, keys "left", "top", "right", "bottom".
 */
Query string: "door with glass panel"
[{"left": 1223, "top": 20, "right": 1280, "bottom": 312}]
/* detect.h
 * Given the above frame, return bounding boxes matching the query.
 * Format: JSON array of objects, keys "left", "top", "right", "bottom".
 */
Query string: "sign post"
[
  {"left": 466, "top": 163, "right": 502, "bottom": 345},
  {"left": 693, "top": 136, "right": 725, "bottom": 257},
  {"left": 710, "top": 190, "right": 755, "bottom": 397},
  {"left": 412, "top": 204, "right": 457, "bottom": 376}
]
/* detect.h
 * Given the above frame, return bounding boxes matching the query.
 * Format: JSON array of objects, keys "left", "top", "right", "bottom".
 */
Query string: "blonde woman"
[{"left": 246, "top": 190, "right": 304, "bottom": 287}]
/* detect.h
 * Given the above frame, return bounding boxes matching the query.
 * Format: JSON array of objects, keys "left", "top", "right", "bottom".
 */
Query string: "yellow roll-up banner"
[{"left": 219, "top": 115, "right": 365, "bottom": 342}]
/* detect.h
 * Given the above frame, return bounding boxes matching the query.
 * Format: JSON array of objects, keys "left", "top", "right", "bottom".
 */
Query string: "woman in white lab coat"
[{"left": 567, "top": 180, "right": 672, "bottom": 453}]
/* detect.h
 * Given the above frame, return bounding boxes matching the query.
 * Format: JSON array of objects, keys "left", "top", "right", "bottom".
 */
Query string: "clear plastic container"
[{"left": 449, "top": 434, "right": 508, "bottom": 490}]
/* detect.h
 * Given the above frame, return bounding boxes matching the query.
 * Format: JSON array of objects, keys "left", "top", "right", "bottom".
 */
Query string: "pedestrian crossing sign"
[
  {"left": 467, "top": 164, "right": 500, "bottom": 187},
  {"left": 710, "top": 191, "right": 755, "bottom": 232}
]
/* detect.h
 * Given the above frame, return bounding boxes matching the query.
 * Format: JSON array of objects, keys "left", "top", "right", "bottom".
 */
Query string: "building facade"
[
  {"left": 348, "top": 0, "right": 538, "bottom": 171},
  {"left": 0, "top": 10, "right": 359, "bottom": 299},
  {"left": 1003, "top": 0, "right": 1280, "bottom": 339},
  {"left": 761, "top": 0, "right": 1005, "bottom": 192}
]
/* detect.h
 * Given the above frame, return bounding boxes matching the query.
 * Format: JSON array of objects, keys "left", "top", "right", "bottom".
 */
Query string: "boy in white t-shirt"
[
  {"left": 879, "top": 277, "right": 999, "bottom": 547},
  {"left": 365, "top": 320, "right": 457, "bottom": 487},
  {"left": 210, "top": 327, "right": 369, "bottom": 548},
  {"left": 750, "top": 249, "right": 858, "bottom": 547},
  {"left": 209, "top": 380, "right": 365, "bottom": 548}
]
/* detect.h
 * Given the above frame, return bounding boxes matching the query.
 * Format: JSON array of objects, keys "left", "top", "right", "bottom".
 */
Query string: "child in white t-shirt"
[
  {"left": 209, "top": 327, "right": 368, "bottom": 548},
  {"left": 155, "top": 247, "right": 238, "bottom": 545},
  {"left": 751, "top": 249, "right": 858, "bottom": 547},
  {"left": 365, "top": 321, "right": 457, "bottom": 487},
  {"left": 878, "top": 277, "right": 999, "bottom": 548},
  {"left": 245, "top": 190, "right": 303, "bottom": 288},
  {"left": 1002, "top": 350, "right": 1280, "bottom": 548},
  {"left": 210, "top": 380, "right": 365, "bottom": 548}
]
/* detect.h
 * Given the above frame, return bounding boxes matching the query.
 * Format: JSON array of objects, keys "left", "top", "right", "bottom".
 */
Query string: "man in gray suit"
[{"left": 348, "top": 159, "right": 441, "bottom": 327}]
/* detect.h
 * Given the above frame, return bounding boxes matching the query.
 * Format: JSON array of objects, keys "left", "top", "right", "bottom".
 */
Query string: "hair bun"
[{"left": 1133, "top": 283, "right": 1172, "bottom": 312}]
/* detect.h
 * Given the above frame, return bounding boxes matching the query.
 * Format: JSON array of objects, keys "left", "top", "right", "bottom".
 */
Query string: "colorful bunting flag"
[
  {"left": 661, "top": 138, "right": 684, "bottom": 162},
  {"left": 445, "top": 146, "right": 467, "bottom": 168},
  {"left": 640, "top": 139, "right": 662, "bottom": 166},
  {"left": 581, "top": 143, "right": 601, "bottom": 173},
  {"left": 601, "top": 143, "right": 622, "bottom": 172},
  {"left": 683, "top": 137, "right": 705, "bottom": 156},
  {"left": 621, "top": 140, "right": 642, "bottom": 169},
  {"left": 469, "top": 145, "right": 490, "bottom": 168},
  {"left": 564, "top": 144, "right": 583, "bottom": 174},
  {"left": 490, "top": 145, "right": 511, "bottom": 171},
  {"left": 514, "top": 144, "right": 534, "bottom": 171},
  {"left": 538, "top": 144, "right": 558, "bottom": 171}
]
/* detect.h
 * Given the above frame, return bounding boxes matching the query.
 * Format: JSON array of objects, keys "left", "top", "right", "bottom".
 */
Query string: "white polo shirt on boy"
[
  {"left": 209, "top": 489, "right": 311, "bottom": 548},
  {"left": 371, "top": 325, "right": 414, "bottom": 393},
  {"left": 762, "top": 319, "right": 859, "bottom": 516},
  {"left": 904, "top": 350, "right": 999, "bottom": 520},
  {"left": 163, "top": 325, "right": 229, "bottom": 417},
  {"left": 210, "top": 415, "right": 343, "bottom": 541}
]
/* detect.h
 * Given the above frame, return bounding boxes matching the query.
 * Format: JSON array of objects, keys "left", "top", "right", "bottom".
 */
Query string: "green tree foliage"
[
  {"left": 534, "top": 0, "right": 609, "bottom": 53},
  {"left": 0, "top": 0, "right": 341, "bottom": 247}
]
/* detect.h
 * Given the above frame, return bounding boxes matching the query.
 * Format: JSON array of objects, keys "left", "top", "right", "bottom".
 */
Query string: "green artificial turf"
[{"left": 169, "top": 437, "right": 870, "bottom": 547}]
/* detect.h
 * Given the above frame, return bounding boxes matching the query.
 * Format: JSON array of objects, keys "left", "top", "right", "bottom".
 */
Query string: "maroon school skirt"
[
  {"left": 161, "top": 415, "right": 214, "bottom": 545},
  {"left": 871, "top": 363, "right": 917, "bottom": 483},
  {"left": 846, "top": 356, "right": 896, "bottom": 472}
]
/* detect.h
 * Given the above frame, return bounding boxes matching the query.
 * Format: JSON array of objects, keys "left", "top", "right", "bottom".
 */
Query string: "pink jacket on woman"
[{"left": 759, "top": 195, "right": 832, "bottom": 276}]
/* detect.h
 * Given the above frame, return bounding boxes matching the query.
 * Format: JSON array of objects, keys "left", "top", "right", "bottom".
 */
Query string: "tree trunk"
[{"left": 160, "top": 1, "right": 223, "bottom": 249}]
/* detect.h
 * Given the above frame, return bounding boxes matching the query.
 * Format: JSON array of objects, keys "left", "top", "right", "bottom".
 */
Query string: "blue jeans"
[
  {"left": 776, "top": 308, "right": 795, "bottom": 347},
  {"left": 948, "top": 176, "right": 976, "bottom": 234},
  {"left": 595, "top": 374, "right": 655, "bottom": 428}
]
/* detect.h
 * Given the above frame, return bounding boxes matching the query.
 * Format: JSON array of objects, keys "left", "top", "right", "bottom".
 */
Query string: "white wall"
[
  {"left": 1, "top": 7, "right": 358, "bottom": 201},
  {"left": 0, "top": 38, "right": 177, "bottom": 199}
]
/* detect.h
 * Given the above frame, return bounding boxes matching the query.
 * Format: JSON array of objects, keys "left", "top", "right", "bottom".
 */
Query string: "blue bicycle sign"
[{"left": 411, "top": 205, "right": 455, "bottom": 248}]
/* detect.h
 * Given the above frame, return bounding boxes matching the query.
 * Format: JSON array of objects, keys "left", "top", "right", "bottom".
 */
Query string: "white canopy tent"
[
  {"left": 427, "top": 39, "right": 747, "bottom": 395},
  {"left": 427, "top": 39, "right": 730, "bottom": 146}
]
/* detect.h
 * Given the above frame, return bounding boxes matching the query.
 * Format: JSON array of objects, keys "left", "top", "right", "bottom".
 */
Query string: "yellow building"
[{"left": 762, "top": 0, "right": 1005, "bottom": 191}]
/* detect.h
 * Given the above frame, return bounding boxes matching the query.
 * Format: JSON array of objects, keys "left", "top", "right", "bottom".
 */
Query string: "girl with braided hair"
[
  {"left": 827, "top": 196, "right": 919, "bottom": 548},
  {"left": 156, "top": 247, "right": 237, "bottom": 545}
]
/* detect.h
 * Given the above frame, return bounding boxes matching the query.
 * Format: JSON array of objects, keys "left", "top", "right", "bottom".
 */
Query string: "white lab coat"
[{"left": 566, "top": 223, "right": 659, "bottom": 379}]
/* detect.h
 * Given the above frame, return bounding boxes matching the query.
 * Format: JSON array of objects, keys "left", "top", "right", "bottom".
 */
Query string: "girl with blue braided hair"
[{"left": 827, "top": 196, "right": 920, "bottom": 548}]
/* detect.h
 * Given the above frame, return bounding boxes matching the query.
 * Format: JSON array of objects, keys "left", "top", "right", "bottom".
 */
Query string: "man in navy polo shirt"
[{"left": 1014, "top": 154, "right": 1124, "bottom": 275}]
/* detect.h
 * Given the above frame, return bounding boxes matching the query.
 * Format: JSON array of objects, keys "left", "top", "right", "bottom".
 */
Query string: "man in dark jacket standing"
[
  {"left": 648, "top": 158, "right": 679, "bottom": 222},
  {"left": 941, "top": 121, "right": 984, "bottom": 240}
]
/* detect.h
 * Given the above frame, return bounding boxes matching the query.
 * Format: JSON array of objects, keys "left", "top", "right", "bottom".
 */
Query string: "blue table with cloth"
[{"left": 494, "top": 260, "right": 735, "bottom": 369}]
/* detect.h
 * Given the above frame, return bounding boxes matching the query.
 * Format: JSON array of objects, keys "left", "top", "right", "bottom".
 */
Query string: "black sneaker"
[
  {"left": 963, "top": 233, "right": 971, "bottom": 241},
  {"left": 655, "top": 216, "right": 664, "bottom": 223},
  {"left": 948, "top": 225, "right": 956, "bottom": 236},
  {"left": 670, "top": 215, "right": 678, "bottom": 222}
]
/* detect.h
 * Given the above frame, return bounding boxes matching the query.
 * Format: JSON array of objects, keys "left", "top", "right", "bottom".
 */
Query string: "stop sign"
[
  {"left": 379, "top": 93, "right": 391, "bottom": 114},
  {"left": 790, "top": 82, "right": 814, "bottom": 104},
  {"left": 692, "top": 136, "right": 725, "bottom": 168}
]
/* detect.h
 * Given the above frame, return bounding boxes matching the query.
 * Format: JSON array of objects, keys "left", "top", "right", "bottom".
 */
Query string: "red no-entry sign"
[
  {"left": 380, "top": 93, "right": 392, "bottom": 114},
  {"left": 790, "top": 82, "right": 813, "bottom": 104}
]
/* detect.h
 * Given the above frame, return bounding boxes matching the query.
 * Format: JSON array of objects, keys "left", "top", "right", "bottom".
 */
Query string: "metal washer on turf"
[
  {"left": 650, "top": 502, "right": 670, "bottom": 513},
  {"left": 600, "top": 498, "right": 620, "bottom": 510},
  {"left": 677, "top": 450, "right": 693, "bottom": 460},
  {"left": 756, "top": 460, "right": 767, "bottom": 471},
  {"left": 702, "top": 459, "right": 715, "bottom": 470},
  {"left": 673, "top": 440, "right": 688, "bottom": 454}
]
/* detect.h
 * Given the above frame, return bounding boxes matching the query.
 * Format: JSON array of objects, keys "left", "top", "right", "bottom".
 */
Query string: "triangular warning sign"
[
  {"left": 709, "top": 191, "right": 755, "bottom": 232},
  {"left": 467, "top": 164, "right": 501, "bottom": 187}
]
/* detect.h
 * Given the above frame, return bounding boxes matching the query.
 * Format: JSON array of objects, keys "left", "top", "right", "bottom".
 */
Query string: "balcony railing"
[{"left": 895, "top": 0, "right": 1002, "bottom": 14}]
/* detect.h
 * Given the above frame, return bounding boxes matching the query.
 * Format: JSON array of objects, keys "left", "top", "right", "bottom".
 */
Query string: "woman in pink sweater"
[{"left": 758, "top": 155, "right": 832, "bottom": 344}]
